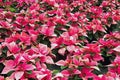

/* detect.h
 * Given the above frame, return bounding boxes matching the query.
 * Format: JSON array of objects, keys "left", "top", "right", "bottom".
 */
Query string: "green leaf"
[
  {"left": 78, "top": 66, "right": 83, "bottom": 70},
  {"left": 71, "top": 6, "right": 80, "bottom": 13},
  {"left": 7, "top": 71, "right": 14, "bottom": 77},
  {"left": 88, "top": 78, "right": 93, "bottom": 80},
  {"left": 3, "top": 0, "right": 7, "bottom": 2},
  {"left": 0, "top": 63, "right": 4, "bottom": 73},
  {"left": 27, "top": 70, "right": 32, "bottom": 74},
  {"left": 94, "top": 0, "right": 103, "bottom": 6},
  {"left": 52, "top": 70, "right": 59, "bottom": 75},
  {"left": 118, "top": 0, "right": 120, "bottom": 2},
  {"left": 37, "top": 34, "right": 51, "bottom": 47},
  {"left": 52, "top": 48, "right": 59, "bottom": 55},
  {"left": 92, "top": 69, "right": 101, "bottom": 75},
  {"left": 47, "top": 64, "right": 60, "bottom": 71},
  {"left": 10, "top": 7, "right": 16, "bottom": 12},
  {"left": 1, "top": 46, "right": 8, "bottom": 58},
  {"left": 54, "top": 29, "right": 64, "bottom": 36},
  {"left": 98, "top": 64, "right": 108, "bottom": 74},
  {"left": 60, "top": 66, "right": 67, "bottom": 70},
  {"left": 73, "top": 75, "right": 82, "bottom": 80}
]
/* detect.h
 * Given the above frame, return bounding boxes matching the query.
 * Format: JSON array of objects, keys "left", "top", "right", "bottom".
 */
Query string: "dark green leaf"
[
  {"left": 71, "top": 6, "right": 80, "bottom": 13},
  {"left": 7, "top": 71, "right": 14, "bottom": 77},
  {"left": 37, "top": 34, "right": 51, "bottom": 47},
  {"left": 26, "top": 70, "right": 32, "bottom": 74},
  {"left": 0, "top": 63, "right": 4, "bottom": 73}
]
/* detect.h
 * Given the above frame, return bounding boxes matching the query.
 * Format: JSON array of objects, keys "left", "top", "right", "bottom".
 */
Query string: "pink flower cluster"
[{"left": 0, "top": 0, "right": 120, "bottom": 80}]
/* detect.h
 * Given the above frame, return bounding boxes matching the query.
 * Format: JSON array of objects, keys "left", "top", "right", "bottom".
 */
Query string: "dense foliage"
[{"left": 0, "top": 0, "right": 120, "bottom": 80}]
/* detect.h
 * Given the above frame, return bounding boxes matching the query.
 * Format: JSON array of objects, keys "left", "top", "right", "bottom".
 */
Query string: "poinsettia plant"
[{"left": 0, "top": 0, "right": 120, "bottom": 80}]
